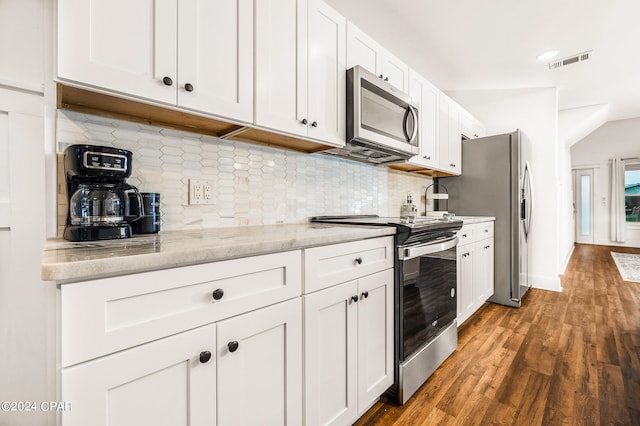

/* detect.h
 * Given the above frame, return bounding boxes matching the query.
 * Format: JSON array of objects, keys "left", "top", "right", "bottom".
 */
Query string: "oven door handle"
[{"left": 398, "top": 236, "right": 459, "bottom": 260}]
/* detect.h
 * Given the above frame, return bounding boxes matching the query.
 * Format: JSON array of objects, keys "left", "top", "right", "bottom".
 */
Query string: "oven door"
[{"left": 399, "top": 236, "right": 458, "bottom": 361}]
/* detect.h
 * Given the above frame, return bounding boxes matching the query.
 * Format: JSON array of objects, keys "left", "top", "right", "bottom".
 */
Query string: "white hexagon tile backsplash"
[{"left": 56, "top": 110, "right": 433, "bottom": 233}]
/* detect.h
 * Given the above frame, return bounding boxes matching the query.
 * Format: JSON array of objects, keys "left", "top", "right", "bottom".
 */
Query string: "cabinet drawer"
[
  {"left": 456, "top": 225, "right": 475, "bottom": 246},
  {"left": 457, "top": 221, "right": 494, "bottom": 246},
  {"left": 477, "top": 221, "right": 494, "bottom": 239},
  {"left": 61, "top": 250, "right": 301, "bottom": 367},
  {"left": 304, "top": 237, "right": 394, "bottom": 293}
]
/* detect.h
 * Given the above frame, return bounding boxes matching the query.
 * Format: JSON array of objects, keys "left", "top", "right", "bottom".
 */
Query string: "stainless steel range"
[{"left": 311, "top": 215, "right": 463, "bottom": 404}]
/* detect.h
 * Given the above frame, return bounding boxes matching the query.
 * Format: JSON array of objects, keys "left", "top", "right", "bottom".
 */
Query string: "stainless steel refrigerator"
[{"left": 442, "top": 130, "right": 532, "bottom": 307}]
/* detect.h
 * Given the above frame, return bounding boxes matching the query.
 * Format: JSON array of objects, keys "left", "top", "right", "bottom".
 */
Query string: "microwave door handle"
[{"left": 403, "top": 105, "right": 418, "bottom": 144}]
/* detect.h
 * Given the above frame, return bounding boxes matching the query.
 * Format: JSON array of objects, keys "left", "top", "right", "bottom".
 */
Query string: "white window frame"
[{"left": 624, "top": 161, "right": 640, "bottom": 227}]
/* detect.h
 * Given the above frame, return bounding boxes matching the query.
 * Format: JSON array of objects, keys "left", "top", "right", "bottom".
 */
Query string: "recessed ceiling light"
[{"left": 536, "top": 50, "right": 558, "bottom": 61}]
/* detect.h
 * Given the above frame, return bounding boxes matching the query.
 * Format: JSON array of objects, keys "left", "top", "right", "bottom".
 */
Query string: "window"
[{"left": 625, "top": 162, "right": 640, "bottom": 223}]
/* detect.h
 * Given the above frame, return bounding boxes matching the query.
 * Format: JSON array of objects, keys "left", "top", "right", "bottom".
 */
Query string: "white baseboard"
[
  {"left": 593, "top": 238, "right": 640, "bottom": 248},
  {"left": 530, "top": 274, "right": 563, "bottom": 292},
  {"left": 560, "top": 245, "right": 575, "bottom": 275}
]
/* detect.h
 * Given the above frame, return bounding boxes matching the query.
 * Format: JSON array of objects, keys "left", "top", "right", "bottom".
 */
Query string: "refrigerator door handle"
[{"left": 521, "top": 161, "right": 533, "bottom": 241}]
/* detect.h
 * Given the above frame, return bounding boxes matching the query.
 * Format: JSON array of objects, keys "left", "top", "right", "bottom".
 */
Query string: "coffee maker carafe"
[{"left": 63, "top": 144, "right": 144, "bottom": 241}]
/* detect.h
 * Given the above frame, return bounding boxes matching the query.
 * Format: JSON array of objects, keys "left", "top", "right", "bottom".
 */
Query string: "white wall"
[
  {"left": 0, "top": 1, "right": 57, "bottom": 426},
  {"left": 571, "top": 118, "right": 640, "bottom": 247},
  {"left": 448, "top": 88, "right": 565, "bottom": 291}
]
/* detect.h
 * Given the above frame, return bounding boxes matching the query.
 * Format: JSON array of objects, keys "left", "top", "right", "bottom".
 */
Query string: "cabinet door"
[
  {"left": 304, "top": 281, "right": 358, "bottom": 426},
  {"left": 357, "top": 269, "right": 394, "bottom": 414},
  {"left": 307, "top": 0, "right": 346, "bottom": 147},
  {"left": 459, "top": 109, "right": 473, "bottom": 139},
  {"left": 217, "top": 298, "right": 302, "bottom": 426},
  {"left": 408, "top": 71, "right": 439, "bottom": 169},
  {"left": 57, "top": 0, "right": 177, "bottom": 104},
  {"left": 438, "top": 96, "right": 461, "bottom": 175},
  {"left": 448, "top": 102, "right": 462, "bottom": 173},
  {"left": 472, "top": 117, "right": 487, "bottom": 139},
  {"left": 62, "top": 325, "right": 216, "bottom": 426},
  {"left": 457, "top": 247, "right": 474, "bottom": 325},
  {"left": 381, "top": 51, "right": 409, "bottom": 92},
  {"left": 346, "top": 22, "right": 382, "bottom": 76},
  {"left": 254, "top": 0, "right": 308, "bottom": 136},
  {"left": 178, "top": 0, "right": 253, "bottom": 122},
  {"left": 478, "top": 239, "right": 495, "bottom": 301}
]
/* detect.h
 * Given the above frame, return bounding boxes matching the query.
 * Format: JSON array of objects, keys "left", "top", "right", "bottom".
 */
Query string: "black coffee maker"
[{"left": 63, "top": 144, "right": 144, "bottom": 241}]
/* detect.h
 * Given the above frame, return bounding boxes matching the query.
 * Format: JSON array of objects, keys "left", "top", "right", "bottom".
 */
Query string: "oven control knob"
[{"left": 450, "top": 288, "right": 456, "bottom": 298}]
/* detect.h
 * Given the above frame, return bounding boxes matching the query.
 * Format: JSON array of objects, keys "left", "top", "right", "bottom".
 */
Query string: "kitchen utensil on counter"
[
  {"left": 63, "top": 144, "right": 144, "bottom": 241},
  {"left": 424, "top": 182, "right": 449, "bottom": 217},
  {"left": 131, "top": 192, "right": 161, "bottom": 234}
]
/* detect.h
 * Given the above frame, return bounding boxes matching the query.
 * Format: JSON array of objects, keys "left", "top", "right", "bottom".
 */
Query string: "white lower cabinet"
[
  {"left": 304, "top": 268, "right": 394, "bottom": 426},
  {"left": 62, "top": 298, "right": 302, "bottom": 426},
  {"left": 57, "top": 237, "right": 394, "bottom": 426},
  {"left": 62, "top": 324, "right": 217, "bottom": 426},
  {"left": 217, "top": 298, "right": 302, "bottom": 425},
  {"left": 457, "top": 221, "right": 495, "bottom": 325}
]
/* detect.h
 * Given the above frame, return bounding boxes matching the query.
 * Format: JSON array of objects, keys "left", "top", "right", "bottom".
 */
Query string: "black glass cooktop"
[{"left": 311, "top": 215, "right": 463, "bottom": 245}]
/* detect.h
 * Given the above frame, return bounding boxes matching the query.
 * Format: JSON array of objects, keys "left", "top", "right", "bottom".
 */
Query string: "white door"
[
  {"left": 574, "top": 168, "right": 595, "bottom": 244},
  {"left": 357, "top": 269, "right": 394, "bottom": 413},
  {"left": 178, "top": 0, "right": 253, "bottom": 122},
  {"left": 216, "top": 298, "right": 302, "bottom": 426},
  {"left": 254, "top": 0, "right": 308, "bottom": 136},
  {"left": 304, "top": 281, "right": 358, "bottom": 426},
  {"left": 62, "top": 325, "right": 216, "bottom": 426},
  {"left": 307, "top": 0, "right": 346, "bottom": 146},
  {"left": 57, "top": 0, "right": 177, "bottom": 104}
]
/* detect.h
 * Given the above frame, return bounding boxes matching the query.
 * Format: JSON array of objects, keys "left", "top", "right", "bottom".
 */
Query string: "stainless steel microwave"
[{"left": 344, "top": 65, "right": 419, "bottom": 164}]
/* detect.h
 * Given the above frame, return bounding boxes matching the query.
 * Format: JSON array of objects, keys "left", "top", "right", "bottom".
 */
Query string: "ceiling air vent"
[{"left": 548, "top": 50, "right": 592, "bottom": 70}]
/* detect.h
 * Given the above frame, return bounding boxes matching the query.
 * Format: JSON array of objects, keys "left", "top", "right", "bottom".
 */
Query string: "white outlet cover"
[{"left": 189, "top": 179, "right": 215, "bottom": 205}]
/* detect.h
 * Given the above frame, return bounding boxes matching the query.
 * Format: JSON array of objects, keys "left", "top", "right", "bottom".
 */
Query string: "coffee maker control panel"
[{"left": 84, "top": 151, "right": 128, "bottom": 172}]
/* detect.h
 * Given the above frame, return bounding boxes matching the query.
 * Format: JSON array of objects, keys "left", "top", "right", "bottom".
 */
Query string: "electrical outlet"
[{"left": 189, "top": 179, "right": 215, "bottom": 205}]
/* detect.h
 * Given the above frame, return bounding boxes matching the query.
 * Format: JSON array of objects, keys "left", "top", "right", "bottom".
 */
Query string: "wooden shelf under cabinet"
[
  {"left": 388, "top": 162, "right": 457, "bottom": 177},
  {"left": 56, "top": 84, "right": 334, "bottom": 154}
]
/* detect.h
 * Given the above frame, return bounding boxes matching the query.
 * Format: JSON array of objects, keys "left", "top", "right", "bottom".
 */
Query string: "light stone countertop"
[
  {"left": 454, "top": 216, "right": 496, "bottom": 224},
  {"left": 41, "top": 223, "right": 396, "bottom": 283}
]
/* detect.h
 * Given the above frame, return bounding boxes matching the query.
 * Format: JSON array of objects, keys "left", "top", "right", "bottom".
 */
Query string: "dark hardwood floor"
[{"left": 355, "top": 244, "right": 640, "bottom": 425}]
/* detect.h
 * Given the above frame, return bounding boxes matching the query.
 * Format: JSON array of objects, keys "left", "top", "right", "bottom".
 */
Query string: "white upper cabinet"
[
  {"left": 57, "top": 0, "right": 253, "bottom": 123},
  {"left": 178, "top": 0, "right": 254, "bottom": 123},
  {"left": 57, "top": 0, "right": 177, "bottom": 104},
  {"left": 255, "top": 0, "right": 345, "bottom": 147},
  {"left": 438, "top": 94, "right": 462, "bottom": 175},
  {"left": 381, "top": 50, "right": 409, "bottom": 93},
  {"left": 306, "top": 0, "right": 346, "bottom": 145},
  {"left": 407, "top": 69, "right": 439, "bottom": 169},
  {"left": 347, "top": 22, "right": 409, "bottom": 92},
  {"left": 0, "top": 0, "right": 46, "bottom": 92},
  {"left": 254, "top": 0, "right": 307, "bottom": 136}
]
